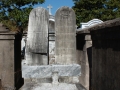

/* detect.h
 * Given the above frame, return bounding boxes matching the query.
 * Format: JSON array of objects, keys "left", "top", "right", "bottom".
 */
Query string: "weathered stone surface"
[
  {"left": 49, "top": 41, "right": 55, "bottom": 64},
  {"left": 55, "top": 6, "right": 77, "bottom": 64},
  {"left": 22, "top": 64, "right": 81, "bottom": 79},
  {"left": 26, "top": 7, "right": 49, "bottom": 65},
  {"left": 76, "top": 31, "right": 92, "bottom": 90},
  {"left": 0, "top": 30, "right": 24, "bottom": 89},
  {"left": 20, "top": 83, "right": 86, "bottom": 90}
]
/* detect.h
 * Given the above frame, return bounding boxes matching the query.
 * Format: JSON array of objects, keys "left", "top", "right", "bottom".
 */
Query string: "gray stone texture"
[
  {"left": 76, "top": 32, "right": 92, "bottom": 90},
  {"left": 89, "top": 18, "right": 120, "bottom": 90},
  {"left": 0, "top": 24, "right": 24, "bottom": 90},
  {"left": 26, "top": 7, "right": 49, "bottom": 65},
  {"left": 55, "top": 6, "right": 77, "bottom": 64},
  {"left": 22, "top": 64, "right": 81, "bottom": 79}
]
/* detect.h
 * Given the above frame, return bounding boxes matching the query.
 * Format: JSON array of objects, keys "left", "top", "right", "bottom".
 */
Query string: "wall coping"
[{"left": 77, "top": 18, "right": 120, "bottom": 33}]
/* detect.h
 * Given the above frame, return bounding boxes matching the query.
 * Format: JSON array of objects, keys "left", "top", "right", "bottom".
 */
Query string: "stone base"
[
  {"left": 20, "top": 83, "right": 86, "bottom": 90},
  {"left": 21, "top": 60, "right": 84, "bottom": 90},
  {"left": 22, "top": 64, "right": 81, "bottom": 78}
]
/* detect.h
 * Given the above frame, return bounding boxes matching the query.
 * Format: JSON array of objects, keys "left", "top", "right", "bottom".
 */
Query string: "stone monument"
[
  {"left": 25, "top": 7, "right": 49, "bottom": 65},
  {"left": 55, "top": 6, "right": 77, "bottom": 64},
  {"left": 21, "top": 6, "right": 84, "bottom": 90}
]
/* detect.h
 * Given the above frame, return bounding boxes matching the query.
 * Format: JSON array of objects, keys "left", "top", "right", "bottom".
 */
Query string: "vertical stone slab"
[
  {"left": 55, "top": 7, "right": 77, "bottom": 64},
  {"left": 26, "top": 7, "right": 49, "bottom": 65}
]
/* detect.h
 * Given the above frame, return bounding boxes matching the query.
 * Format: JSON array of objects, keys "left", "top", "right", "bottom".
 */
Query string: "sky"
[{"left": 34, "top": 0, "right": 74, "bottom": 15}]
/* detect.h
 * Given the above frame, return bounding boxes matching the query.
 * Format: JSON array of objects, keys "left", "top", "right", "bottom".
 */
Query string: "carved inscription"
[{"left": 60, "top": 8, "right": 70, "bottom": 17}]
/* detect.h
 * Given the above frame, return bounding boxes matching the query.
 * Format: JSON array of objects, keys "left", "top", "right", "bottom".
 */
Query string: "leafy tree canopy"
[
  {"left": 72, "top": 0, "right": 120, "bottom": 27},
  {"left": 0, "top": 0, "right": 45, "bottom": 31}
]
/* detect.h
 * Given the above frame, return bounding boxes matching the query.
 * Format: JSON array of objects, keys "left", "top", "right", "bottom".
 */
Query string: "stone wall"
[{"left": 88, "top": 18, "right": 120, "bottom": 90}]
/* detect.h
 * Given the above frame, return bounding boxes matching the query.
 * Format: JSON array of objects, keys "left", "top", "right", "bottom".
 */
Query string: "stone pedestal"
[
  {"left": 21, "top": 64, "right": 83, "bottom": 90},
  {"left": 0, "top": 24, "right": 24, "bottom": 90}
]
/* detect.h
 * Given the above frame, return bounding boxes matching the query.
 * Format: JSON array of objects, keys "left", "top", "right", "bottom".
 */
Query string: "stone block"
[
  {"left": 0, "top": 26, "right": 24, "bottom": 89},
  {"left": 22, "top": 64, "right": 81, "bottom": 79}
]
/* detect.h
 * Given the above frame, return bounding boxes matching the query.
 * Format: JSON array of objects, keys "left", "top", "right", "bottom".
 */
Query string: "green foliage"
[
  {"left": 72, "top": 0, "right": 120, "bottom": 27},
  {"left": 0, "top": 0, "right": 45, "bottom": 31}
]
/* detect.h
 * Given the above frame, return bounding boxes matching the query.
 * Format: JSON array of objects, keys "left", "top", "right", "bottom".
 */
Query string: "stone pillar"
[
  {"left": 76, "top": 30, "right": 92, "bottom": 90},
  {"left": 0, "top": 24, "right": 24, "bottom": 90},
  {"left": 55, "top": 6, "right": 77, "bottom": 64},
  {"left": 25, "top": 7, "right": 49, "bottom": 65}
]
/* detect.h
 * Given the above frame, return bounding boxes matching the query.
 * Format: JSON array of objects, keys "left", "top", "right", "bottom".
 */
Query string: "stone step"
[{"left": 20, "top": 83, "right": 86, "bottom": 90}]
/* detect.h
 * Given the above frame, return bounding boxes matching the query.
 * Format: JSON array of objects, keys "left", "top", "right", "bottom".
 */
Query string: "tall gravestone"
[
  {"left": 55, "top": 6, "right": 77, "bottom": 64},
  {"left": 26, "top": 7, "right": 49, "bottom": 65}
]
